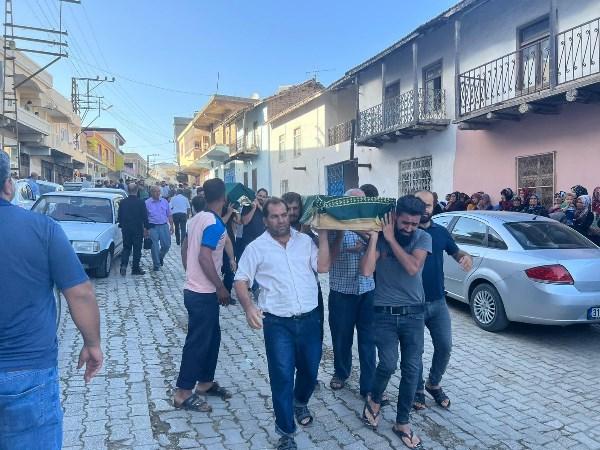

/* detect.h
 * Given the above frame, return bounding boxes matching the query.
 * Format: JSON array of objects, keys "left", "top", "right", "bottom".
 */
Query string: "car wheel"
[
  {"left": 469, "top": 283, "right": 509, "bottom": 332},
  {"left": 94, "top": 250, "right": 112, "bottom": 278}
]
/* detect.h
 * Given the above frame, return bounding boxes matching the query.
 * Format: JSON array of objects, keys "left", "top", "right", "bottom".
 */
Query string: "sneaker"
[
  {"left": 120, "top": 266, "right": 127, "bottom": 276},
  {"left": 131, "top": 268, "right": 146, "bottom": 275}
]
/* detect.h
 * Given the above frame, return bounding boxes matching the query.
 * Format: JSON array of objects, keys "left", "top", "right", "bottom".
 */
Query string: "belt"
[
  {"left": 374, "top": 305, "right": 424, "bottom": 315},
  {"left": 264, "top": 307, "right": 317, "bottom": 320}
]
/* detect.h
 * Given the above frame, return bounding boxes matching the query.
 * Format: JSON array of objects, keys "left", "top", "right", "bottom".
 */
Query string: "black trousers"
[
  {"left": 173, "top": 213, "right": 188, "bottom": 245},
  {"left": 121, "top": 229, "right": 142, "bottom": 270},
  {"left": 176, "top": 290, "right": 221, "bottom": 390}
]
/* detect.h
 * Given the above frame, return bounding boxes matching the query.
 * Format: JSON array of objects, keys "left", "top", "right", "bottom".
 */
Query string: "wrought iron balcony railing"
[
  {"left": 358, "top": 88, "right": 446, "bottom": 140},
  {"left": 459, "top": 37, "right": 550, "bottom": 116},
  {"left": 327, "top": 120, "right": 353, "bottom": 146},
  {"left": 459, "top": 16, "right": 600, "bottom": 117},
  {"left": 557, "top": 17, "right": 600, "bottom": 85}
]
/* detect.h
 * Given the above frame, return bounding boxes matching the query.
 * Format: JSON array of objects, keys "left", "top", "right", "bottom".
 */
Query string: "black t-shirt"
[
  {"left": 241, "top": 207, "right": 265, "bottom": 246},
  {"left": 422, "top": 222, "right": 459, "bottom": 301}
]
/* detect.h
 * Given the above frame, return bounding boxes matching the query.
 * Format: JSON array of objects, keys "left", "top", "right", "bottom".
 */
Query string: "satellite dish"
[{"left": 251, "top": 93, "right": 260, "bottom": 100}]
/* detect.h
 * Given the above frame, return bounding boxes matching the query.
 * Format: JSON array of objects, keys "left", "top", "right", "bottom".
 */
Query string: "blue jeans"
[
  {"left": 263, "top": 308, "right": 322, "bottom": 436},
  {"left": 176, "top": 291, "right": 221, "bottom": 390},
  {"left": 328, "top": 290, "right": 376, "bottom": 396},
  {"left": 417, "top": 299, "right": 452, "bottom": 392},
  {"left": 149, "top": 224, "right": 171, "bottom": 269},
  {"left": 0, "top": 367, "right": 62, "bottom": 450},
  {"left": 371, "top": 311, "right": 424, "bottom": 425}
]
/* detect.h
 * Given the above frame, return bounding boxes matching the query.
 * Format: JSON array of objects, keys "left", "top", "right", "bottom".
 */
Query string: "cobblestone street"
[{"left": 58, "top": 250, "right": 600, "bottom": 450}]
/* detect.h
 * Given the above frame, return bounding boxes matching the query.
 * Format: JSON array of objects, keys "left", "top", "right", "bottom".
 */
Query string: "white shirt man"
[{"left": 234, "top": 198, "right": 330, "bottom": 449}]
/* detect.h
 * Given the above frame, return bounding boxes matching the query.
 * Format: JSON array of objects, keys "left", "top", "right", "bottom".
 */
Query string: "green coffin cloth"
[
  {"left": 300, "top": 195, "right": 396, "bottom": 230},
  {"left": 225, "top": 183, "right": 256, "bottom": 212}
]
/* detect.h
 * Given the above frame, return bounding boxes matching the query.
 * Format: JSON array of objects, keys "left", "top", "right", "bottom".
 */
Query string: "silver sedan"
[{"left": 433, "top": 211, "right": 600, "bottom": 332}]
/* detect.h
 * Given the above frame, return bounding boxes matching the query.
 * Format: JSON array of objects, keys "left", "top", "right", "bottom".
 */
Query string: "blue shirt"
[
  {"left": 422, "top": 222, "right": 459, "bottom": 302},
  {"left": 0, "top": 198, "right": 88, "bottom": 371},
  {"left": 329, "top": 232, "right": 374, "bottom": 295},
  {"left": 27, "top": 178, "right": 40, "bottom": 199}
]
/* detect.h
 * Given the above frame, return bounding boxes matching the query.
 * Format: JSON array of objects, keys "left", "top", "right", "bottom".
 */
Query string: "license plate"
[{"left": 587, "top": 307, "right": 600, "bottom": 320}]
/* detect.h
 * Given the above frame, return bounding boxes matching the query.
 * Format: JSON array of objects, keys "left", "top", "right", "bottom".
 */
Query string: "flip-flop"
[
  {"left": 174, "top": 393, "right": 212, "bottom": 412},
  {"left": 197, "top": 381, "right": 232, "bottom": 400},
  {"left": 330, "top": 376, "right": 345, "bottom": 390},
  {"left": 362, "top": 399, "right": 380, "bottom": 430},
  {"left": 392, "top": 427, "right": 423, "bottom": 449}
]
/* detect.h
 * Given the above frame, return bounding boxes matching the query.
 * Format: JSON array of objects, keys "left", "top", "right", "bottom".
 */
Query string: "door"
[
  {"left": 518, "top": 17, "right": 550, "bottom": 93},
  {"left": 112, "top": 198, "right": 123, "bottom": 255},
  {"left": 445, "top": 216, "right": 488, "bottom": 299},
  {"left": 243, "top": 172, "right": 248, "bottom": 188},
  {"left": 326, "top": 160, "right": 358, "bottom": 196},
  {"left": 251, "top": 168, "right": 257, "bottom": 192}
]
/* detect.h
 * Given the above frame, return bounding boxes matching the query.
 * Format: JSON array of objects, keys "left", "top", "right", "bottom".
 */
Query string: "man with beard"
[
  {"left": 281, "top": 191, "right": 303, "bottom": 231},
  {"left": 413, "top": 191, "right": 472, "bottom": 411},
  {"left": 240, "top": 188, "right": 269, "bottom": 252},
  {"left": 361, "top": 195, "right": 431, "bottom": 450},
  {"left": 234, "top": 198, "right": 331, "bottom": 450}
]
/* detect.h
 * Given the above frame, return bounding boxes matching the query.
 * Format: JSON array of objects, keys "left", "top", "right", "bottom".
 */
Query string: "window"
[
  {"left": 487, "top": 227, "right": 508, "bottom": 250},
  {"left": 384, "top": 80, "right": 400, "bottom": 100},
  {"left": 252, "top": 121, "right": 259, "bottom": 148},
  {"left": 451, "top": 217, "right": 487, "bottom": 247},
  {"left": 215, "top": 169, "right": 219, "bottom": 179},
  {"left": 194, "top": 141, "right": 200, "bottom": 149},
  {"left": 516, "top": 152, "right": 554, "bottom": 207},
  {"left": 432, "top": 214, "right": 454, "bottom": 229},
  {"left": 505, "top": 221, "right": 596, "bottom": 250},
  {"left": 278, "top": 134, "right": 286, "bottom": 162},
  {"left": 293, "top": 128, "right": 301, "bottom": 157},
  {"left": 398, "top": 156, "right": 432, "bottom": 196},
  {"left": 252, "top": 168, "right": 258, "bottom": 192},
  {"left": 518, "top": 17, "right": 550, "bottom": 91},
  {"left": 243, "top": 171, "right": 248, "bottom": 187},
  {"left": 423, "top": 62, "right": 442, "bottom": 114},
  {"left": 280, "top": 179, "right": 289, "bottom": 195},
  {"left": 97, "top": 144, "right": 102, "bottom": 160},
  {"left": 32, "top": 195, "right": 114, "bottom": 223}
]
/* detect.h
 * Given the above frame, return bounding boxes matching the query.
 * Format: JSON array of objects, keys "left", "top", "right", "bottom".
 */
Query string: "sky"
[{"left": 13, "top": 0, "right": 456, "bottom": 164}]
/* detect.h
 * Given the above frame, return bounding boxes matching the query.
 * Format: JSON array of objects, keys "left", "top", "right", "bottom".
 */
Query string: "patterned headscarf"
[
  {"left": 575, "top": 194, "right": 592, "bottom": 221},
  {"left": 572, "top": 185, "right": 588, "bottom": 198},
  {"left": 592, "top": 187, "right": 600, "bottom": 215}
]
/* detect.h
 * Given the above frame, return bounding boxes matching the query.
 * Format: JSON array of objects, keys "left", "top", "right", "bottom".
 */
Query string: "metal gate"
[{"left": 224, "top": 166, "right": 235, "bottom": 184}]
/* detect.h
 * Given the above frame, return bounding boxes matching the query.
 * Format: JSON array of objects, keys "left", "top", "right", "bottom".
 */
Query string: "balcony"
[
  {"left": 17, "top": 106, "right": 52, "bottom": 136},
  {"left": 225, "top": 137, "right": 260, "bottom": 162},
  {"left": 357, "top": 88, "right": 449, "bottom": 146},
  {"left": 458, "top": 16, "right": 600, "bottom": 125},
  {"left": 328, "top": 120, "right": 353, "bottom": 146}
]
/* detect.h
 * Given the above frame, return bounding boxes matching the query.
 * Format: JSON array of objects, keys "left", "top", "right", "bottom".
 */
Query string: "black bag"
[{"left": 143, "top": 237, "right": 153, "bottom": 250}]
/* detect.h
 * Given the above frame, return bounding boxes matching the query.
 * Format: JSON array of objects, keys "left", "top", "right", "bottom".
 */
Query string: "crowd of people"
[{"left": 439, "top": 185, "right": 600, "bottom": 244}]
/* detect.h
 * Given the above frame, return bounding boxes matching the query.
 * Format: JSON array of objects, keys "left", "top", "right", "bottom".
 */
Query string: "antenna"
[
  {"left": 305, "top": 68, "right": 336, "bottom": 81},
  {"left": 216, "top": 72, "right": 220, "bottom": 95}
]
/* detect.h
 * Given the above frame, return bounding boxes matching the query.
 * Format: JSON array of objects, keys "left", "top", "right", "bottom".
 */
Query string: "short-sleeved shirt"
[
  {"left": 374, "top": 229, "right": 432, "bottom": 307},
  {"left": 27, "top": 179, "right": 40, "bottom": 198},
  {"left": 184, "top": 211, "right": 227, "bottom": 294},
  {"left": 145, "top": 197, "right": 172, "bottom": 225},
  {"left": 422, "top": 222, "right": 460, "bottom": 302},
  {"left": 241, "top": 207, "right": 265, "bottom": 247},
  {"left": 329, "top": 232, "right": 375, "bottom": 296},
  {"left": 235, "top": 229, "right": 319, "bottom": 317},
  {"left": 170, "top": 194, "right": 190, "bottom": 215},
  {"left": 0, "top": 199, "right": 89, "bottom": 371}
]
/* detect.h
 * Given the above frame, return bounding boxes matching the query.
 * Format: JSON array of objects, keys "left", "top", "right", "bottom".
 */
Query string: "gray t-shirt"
[{"left": 374, "top": 228, "right": 432, "bottom": 307}]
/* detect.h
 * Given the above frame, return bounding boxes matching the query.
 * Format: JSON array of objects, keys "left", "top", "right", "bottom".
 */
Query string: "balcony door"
[
  {"left": 518, "top": 17, "right": 550, "bottom": 93},
  {"left": 423, "top": 62, "right": 442, "bottom": 117}
]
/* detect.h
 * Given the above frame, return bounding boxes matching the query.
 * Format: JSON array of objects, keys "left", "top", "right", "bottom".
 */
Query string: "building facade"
[
  {"left": 123, "top": 152, "right": 148, "bottom": 180},
  {"left": 454, "top": 0, "right": 600, "bottom": 206}
]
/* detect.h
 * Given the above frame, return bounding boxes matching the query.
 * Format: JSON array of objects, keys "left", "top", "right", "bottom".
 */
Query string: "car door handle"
[{"left": 470, "top": 253, "right": 480, "bottom": 257}]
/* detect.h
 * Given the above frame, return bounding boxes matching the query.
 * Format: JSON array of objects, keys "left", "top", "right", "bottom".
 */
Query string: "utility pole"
[
  {"left": 1, "top": 0, "right": 80, "bottom": 177},
  {"left": 146, "top": 153, "right": 159, "bottom": 178},
  {"left": 72, "top": 76, "right": 115, "bottom": 124}
]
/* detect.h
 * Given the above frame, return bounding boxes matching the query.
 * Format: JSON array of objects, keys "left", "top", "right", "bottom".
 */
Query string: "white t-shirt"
[{"left": 170, "top": 194, "right": 190, "bottom": 215}]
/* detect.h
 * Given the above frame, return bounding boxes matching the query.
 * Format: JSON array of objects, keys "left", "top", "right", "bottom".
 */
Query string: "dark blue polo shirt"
[
  {"left": 422, "top": 222, "right": 459, "bottom": 302},
  {"left": 0, "top": 198, "right": 88, "bottom": 371}
]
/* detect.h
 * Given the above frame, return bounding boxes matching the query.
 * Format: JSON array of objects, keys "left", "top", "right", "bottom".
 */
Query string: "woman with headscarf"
[
  {"left": 477, "top": 193, "right": 494, "bottom": 210},
  {"left": 592, "top": 187, "right": 600, "bottom": 216},
  {"left": 523, "top": 194, "right": 548, "bottom": 217},
  {"left": 572, "top": 185, "right": 588, "bottom": 198},
  {"left": 445, "top": 191, "right": 464, "bottom": 212},
  {"left": 512, "top": 196, "right": 524, "bottom": 212},
  {"left": 571, "top": 195, "right": 594, "bottom": 238},
  {"left": 499, "top": 188, "right": 513, "bottom": 211}
]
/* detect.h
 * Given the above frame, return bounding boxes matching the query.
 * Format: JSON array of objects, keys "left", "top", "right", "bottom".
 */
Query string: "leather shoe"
[
  {"left": 131, "top": 268, "right": 146, "bottom": 275},
  {"left": 120, "top": 266, "right": 126, "bottom": 276}
]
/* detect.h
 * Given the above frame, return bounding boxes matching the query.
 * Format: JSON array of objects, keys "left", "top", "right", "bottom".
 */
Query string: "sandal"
[
  {"left": 174, "top": 393, "right": 212, "bottom": 412},
  {"left": 392, "top": 426, "right": 423, "bottom": 449},
  {"left": 294, "top": 405, "right": 313, "bottom": 427},
  {"left": 425, "top": 385, "right": 451, "bottom": 409},
  {"left": 277, "top": 436, "right": 298, "bottom": 450},
  {"left": 381, "top": 394, "right": 391, "bottom": 407},
  {"left": 362, "top": 398, "right": 380, "bottom": 430},
  {"left": 413, "top": 391, "right": 427, "bottom": 410},
  {"left": 197, "top": 381, "right": 232, "bottom": 400},
  {"left": 330, "top": 376, "right": 345, "bottom": 390}
]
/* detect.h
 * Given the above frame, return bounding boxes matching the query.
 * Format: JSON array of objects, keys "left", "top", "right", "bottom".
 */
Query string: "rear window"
[{"left": 505, "top": 221, "right": 596, "bottom": 250}]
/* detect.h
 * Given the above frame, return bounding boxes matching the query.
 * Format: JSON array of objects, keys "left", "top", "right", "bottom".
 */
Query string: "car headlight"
[{"left": 72, "top": 241, "right": 100, "bottom": 253}]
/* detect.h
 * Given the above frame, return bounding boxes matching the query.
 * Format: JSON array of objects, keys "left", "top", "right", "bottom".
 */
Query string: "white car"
[{"left": 32, "top": 191, "right": 124, "bottom": 277}]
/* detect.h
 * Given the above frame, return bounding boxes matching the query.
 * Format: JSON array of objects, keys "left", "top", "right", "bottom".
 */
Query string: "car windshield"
[
  {"left": 33, "top": 196, "right": 113, "bottom": 223},
  {"left": 38, "top": 184, "right": 59, "bottom": 195},
  {"left": 504, "top": 221, "right": 596, "bottom": 250}
]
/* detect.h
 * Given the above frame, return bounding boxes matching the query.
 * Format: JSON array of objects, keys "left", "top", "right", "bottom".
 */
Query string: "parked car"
[
  {"left": 81, "top": 187, "right": 128, "bottom": 197},
  {"left": 11, "top": 179, "right": 35, "bottom": 209},
  {"left": 63, "top": 181, "right": 83, "bottom": 191},
  {"left": 31, "top": 191, "right": 124, "bottom": 278},
  {"left": 432, "top": 211, "right": 600, "bottom": 332},
  {"left": 37, "top": 180, "right": 64, "bottom": 196}
]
